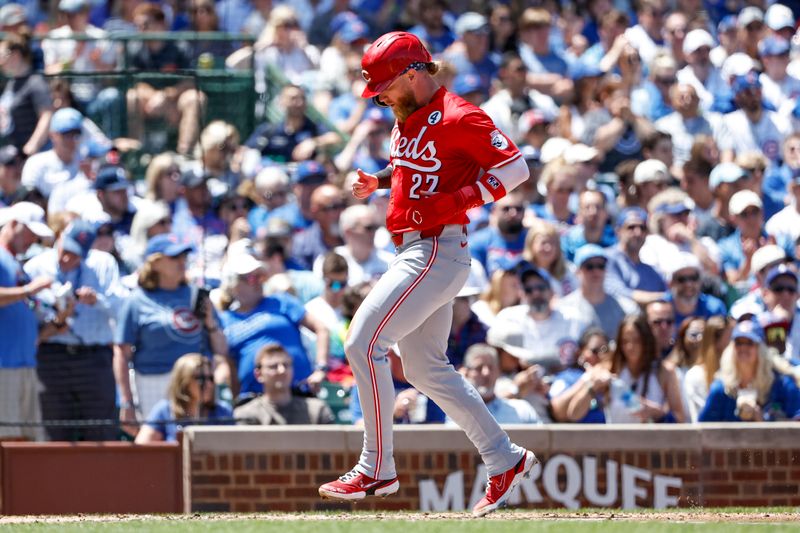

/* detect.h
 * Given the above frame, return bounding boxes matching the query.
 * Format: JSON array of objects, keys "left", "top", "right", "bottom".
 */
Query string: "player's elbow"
[{"left": 492, "top": 156, "right": 529, "bottom": 193}]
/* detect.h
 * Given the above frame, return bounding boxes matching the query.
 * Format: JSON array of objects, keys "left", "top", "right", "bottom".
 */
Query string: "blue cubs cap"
[
  {"left": 94, "top": 165, "right": 128, "bottom": 191},
  {"left": 765, "top": 264, "right": 798, "bottom": 287},
  {"left": 50, "top": 107, "right": 83, "bottom": 133},
  {"left": 759, "top": 36, "right": 790, "bottom": 57},
  {"left": 656, "top": 198, "right": 694, "bottom": 215},
  {"left": 336, "top": 18, "right": 369, "bottom": 44},
  {"left": 453, "top": 73, "right": 484, "bottom": 96},
  {"left": 718, "top": 15, "right": 737, "bottom": 33},
  {"left": 145, "top": 233, "right": 195, "bottom": 259},
  {"left": 709, "top": 162, "right": 747, "bottom": 190},
  {"left": 79, "top": 138, "right": 112, "bottom": 159},
  {"left": 568, "top": 61, "right": 604, "bottom": 81},
  {"left": 61, "top": 219, "right": 96, "bottom": 259},
  {"left": 732, "top": 71, "right": 762, "bottom": 93},
  {"left": 616, "top": 207, "right": 648, "bottom": 228},
  {"left": 732, "top": 319, "right": 764, "bottom": 344},
  {"left": 293, "top": 160, "right": 327, "bottom": 185},
  {"left": 574, "top": 244, "right": 607, "bottom": 268},
  {"left": 518, "top": 262, "right": 552, "bottom": 285}
]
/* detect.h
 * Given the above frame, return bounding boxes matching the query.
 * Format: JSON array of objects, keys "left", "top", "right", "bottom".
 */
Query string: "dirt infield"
[{"left": 1, "top": 510, "right": 799, "bottom": 524}]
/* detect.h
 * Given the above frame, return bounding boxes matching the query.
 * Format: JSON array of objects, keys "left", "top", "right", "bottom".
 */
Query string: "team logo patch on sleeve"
[
  {"left": 486, "top": 175, "right": 501, "bottom": 189},
  {"left": 490, "top": 129, "right": 508, "bottom": 150}
]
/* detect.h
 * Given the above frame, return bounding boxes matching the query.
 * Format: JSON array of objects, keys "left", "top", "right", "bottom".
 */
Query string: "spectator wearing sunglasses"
[
  {"left": 645, "top": 299, "right": 677, "bottom": 358},
  {"left": 469, "top": 190, "right": 528, "bottom": 276},
  {"left": 550, "top": 327, "right": 611, "bottom": 423},
  {"left": 312, "top": 204, "right": 391, "bottom": 286},
  {"left": 664, "top": 251, "right": 726, "bottom": 327},
  {"left": 757, "top": 265, "right": 800, "bottom": 358},
  {"left": 559, "top": 244, "right": 638, "bottom": 341},
  {"left": 304, "top": 252, "right": 351, "bottom": 380},
  {"left": 291, "top": 183, "right": 346, "bottom": 270},
  {"left": 496, "top": 264, "right": 586, "bottom": 369},
  {"left": 135, "top": 353, "right": 233, "bottom": 443}
]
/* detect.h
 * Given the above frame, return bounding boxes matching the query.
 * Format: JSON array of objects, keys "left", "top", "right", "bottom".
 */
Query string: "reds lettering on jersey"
[{"left": 385, "top": 87, "right": 521, "bottom": 233}]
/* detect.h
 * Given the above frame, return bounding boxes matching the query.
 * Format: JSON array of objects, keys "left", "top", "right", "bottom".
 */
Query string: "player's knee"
[{"left": 343, "top": 335, "right": 367, "bottom": 361}]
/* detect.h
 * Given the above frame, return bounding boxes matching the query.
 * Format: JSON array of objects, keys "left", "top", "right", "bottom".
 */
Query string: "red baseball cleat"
[
  {"left": 472, "top": 450, "right": 538, "bottom": 517},
  {"left": 318, "top": 469, "right": 400, "bottom": 501}
]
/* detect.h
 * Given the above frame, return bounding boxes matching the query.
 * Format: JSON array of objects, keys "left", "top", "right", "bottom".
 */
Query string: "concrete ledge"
[
  {"left": 185, "top": 423, "right": 800, "bottom": 454},
  {"left": 699, "top": 423, "right": 800, "bottom": 449}
]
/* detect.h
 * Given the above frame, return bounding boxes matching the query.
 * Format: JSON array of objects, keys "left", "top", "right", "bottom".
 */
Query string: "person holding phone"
[
  {"left": 699, "top": 319, "right": 800, "bottom": 422},
  {"left": 114, "top": 233, "right": 230, "bottom": 435}
]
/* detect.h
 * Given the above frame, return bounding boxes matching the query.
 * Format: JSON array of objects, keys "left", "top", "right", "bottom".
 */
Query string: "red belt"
[{"left": 391, "top": 225, "right": 445, "bottom": 247}]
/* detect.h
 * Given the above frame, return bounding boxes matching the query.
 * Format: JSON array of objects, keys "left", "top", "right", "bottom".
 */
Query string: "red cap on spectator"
[{"left": 360, "top": 32, "right": 432, "bottom": 98}]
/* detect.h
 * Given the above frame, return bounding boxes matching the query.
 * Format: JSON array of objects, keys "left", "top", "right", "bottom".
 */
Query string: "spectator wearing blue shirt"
[
  {"left": 518, "top": 8, "right": 571, "bottom": 102},
  {"left": 605, "top": 207, "right": 667, "bottom": 305},
  {"left": 550, "top": 327, "right": 611, "bottom": 423},
  {"left": 699, "top": 320, "right": 800, "bottom": 422},
  {"left": 664, "top": 251, "right": 727, "bottom": 326},
  {"left": 469, "top": 190, "right": 528, "bottom": 275},
  {"left": 247, "top": 166, "right": 292, "bottom": 240},
  {"left": 269, "top": 160, "right": 329, "bottom": 232},
  {"left": 135, "top": 353, "right": 233, "bottom": 443},
  {"left": 443, "top": 12, "right": 499, "bottom": 96},
  {"left": 115, "top": 234, "right": 230, "bottom": 429},
  {"left": 407, "top": 0, "right": 456, "bottom": 56},
  {"left": 0, "top": 202, "right": 54, "bottom": 441},
  {"left": 291, "top": 183, "right": 346, "bottom": 270},
  {"left": 25, "top": 219, "right": 126, "bottom": 441},
  {"left": 561, "top": 189, "right": 617, "bottom": 263},
  {"left": 718, "top": 189, "right": 793, "bottom": 288},
  {"left": 218, "top": 253, "right": 330, "bottom": 397}
]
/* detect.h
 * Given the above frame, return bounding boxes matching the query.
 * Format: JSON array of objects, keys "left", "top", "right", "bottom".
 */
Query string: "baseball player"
[{"left": 317, "top": 32, "right": 536, "bottom": 517}]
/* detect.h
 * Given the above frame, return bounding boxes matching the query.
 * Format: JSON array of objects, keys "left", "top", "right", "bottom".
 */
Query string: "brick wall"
[{"left": 184, "top": 425, "right": 800, "bottom": 512}]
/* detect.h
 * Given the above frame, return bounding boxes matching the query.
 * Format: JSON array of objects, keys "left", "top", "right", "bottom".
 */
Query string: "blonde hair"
[
  {"left": 696, "top": 315, "right": 731, "bottom": 387},
  {"left": 520, "top": 7, "right": 552, "bottom": 29},
  {"left": 718, "top": 342, "right": 774, "bottom": 405},
  {"left": 480, "top": 268, "right": 520, "bottom": 316},
  {"left": 145, "top": 152, "right": 181, "bottom": 201},
  {"left": 196, "top": 120, "right": 239, "bottom": 159},
  {"left": 168, "top": 353, "right": 211, "bottom": 419},
  {"left": 138, "top": 253, "right": 188, "bottom": 290},
  {"left": 257, "top": 5, "right": 300, "bottom": 47},
  {"left": 539, "top": 157, "right": 571, "bottom": 191},
  {"left": 523, "top": 219, "right": 568, "bottom": 280}
]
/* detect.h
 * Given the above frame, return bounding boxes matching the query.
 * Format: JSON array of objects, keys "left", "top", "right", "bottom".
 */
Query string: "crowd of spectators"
[{"left": 2, "top": 0, "right": 800, "bottom": 443}]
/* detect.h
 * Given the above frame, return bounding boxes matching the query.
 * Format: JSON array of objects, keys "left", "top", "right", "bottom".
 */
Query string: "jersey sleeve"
[{"left": 453, "top": 110, "right": 520, "bottom": 171}]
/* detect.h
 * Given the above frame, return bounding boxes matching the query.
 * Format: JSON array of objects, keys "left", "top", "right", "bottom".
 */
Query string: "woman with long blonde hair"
[
  {"left": 135, "top": 353, "right": 233, "bottom": 443},
  {"left": 472, "top": 264, "right": 521, "bottom": 328},
  {"left": 699, "top": 320, "right": 800, "bottom": 422},
  {"left": 523, "top": 219, "right": 578, "bottom": 298},
  {"left": 681, "top": 315, "right": 733, "bottom": 422}
]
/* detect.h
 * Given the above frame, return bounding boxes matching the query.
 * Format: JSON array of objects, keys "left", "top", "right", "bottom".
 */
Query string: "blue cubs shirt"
[
  {"left": 220, "top": 293, "right": 311, "bottom": 395},
  {"left": 0, "top": 248, "right": 38, "bottom": 368},
  {"left": 115, "top": 286, "right": 214, "bottom": 374}
]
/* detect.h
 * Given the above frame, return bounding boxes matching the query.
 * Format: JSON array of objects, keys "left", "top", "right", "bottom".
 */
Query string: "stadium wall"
[{"left": 184, "top": 424, "right": 800, "bottom": 512}]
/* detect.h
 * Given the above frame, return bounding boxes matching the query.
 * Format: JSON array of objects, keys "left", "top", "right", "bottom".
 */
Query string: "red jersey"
[{"left": 385, "top": 87, "right": 521, "bottom": 233}]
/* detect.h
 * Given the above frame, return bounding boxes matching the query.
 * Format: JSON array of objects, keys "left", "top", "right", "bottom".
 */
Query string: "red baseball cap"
[{"left": 361, "top": 31, "right": 432, "bottom": 98}]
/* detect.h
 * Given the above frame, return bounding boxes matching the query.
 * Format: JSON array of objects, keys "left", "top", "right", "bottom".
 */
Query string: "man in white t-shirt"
[
  {"left": 715, "top": 71, "right": 792, "bottom": 165},
  {"left": 495, "top": 264, "right": 586, "bottom": 369},
  {"left": 20, "top": 107, "right": 82, "bottom": 198},
  {"left": 312, "top": 204, "right": 392, "bottom": 285},
  {"left": 676, "top": 29, "right": 728, "bottom": 113},
  {"left": 758, "top": 37, "right": 800, "bottom": 118}
]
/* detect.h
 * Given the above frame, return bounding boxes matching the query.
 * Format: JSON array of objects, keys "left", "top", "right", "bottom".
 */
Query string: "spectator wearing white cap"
[
  {"left": 0, "top": 202, "right": 53, "bottom": 441},
  {"left": 715, "top": 70, "right": 792, "bottom": 166},
  {"left": 765, "top": 4, "right": 796, "bottom": 42},
  {"left": 766, "top": 145, "right": 800, "bottom": 239},
  {"left": 639, "top": 187, "right": 720, "bottom": 279},
  {"left": 736, "top": 6, "right": 766, "bottom": 61},
  {"left": 758, "top": 36, "right": 800, "bottom": 118},
  {"left": 20, "top": 107, "right": 83, "bottom": 198},
  {"left": 676, "top": 29, "right": 728, "bottom": 113},
  {"left": 480, "top": 52, "right": 558, "bottom": 145},
  {"left": 729, "top": 244, "right": 788, "bottom": 320},
  {"left": 719, "top": 189, "right": 793, "bottom": 286},
  {"left": 655, "top": 83, "right": 722, "bottom": 169},
  {"left": 631, "top": 158, "right": 671, "bottom": 210},
  {"left": 664, "top": 251, "right": 726, "bottom": 327},
  {"left": 695, "top": 162, "right": 753, "bottom": 242}
]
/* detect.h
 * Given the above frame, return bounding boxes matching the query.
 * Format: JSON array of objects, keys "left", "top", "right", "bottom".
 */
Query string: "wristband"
[
  {"left": 477, "top": 173, "right": 507, "bottom": 202},
  {"left": 315, "top": 363, "right": 330, "bottom": 372}
]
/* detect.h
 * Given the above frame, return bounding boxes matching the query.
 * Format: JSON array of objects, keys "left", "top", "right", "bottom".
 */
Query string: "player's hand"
[{"left": 352, "top": 169, "right": 379, "bottom": 199}]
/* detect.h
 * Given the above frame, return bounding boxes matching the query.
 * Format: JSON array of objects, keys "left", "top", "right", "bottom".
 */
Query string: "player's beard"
[{"left": 391, "top": 92, "right": 422, "bottom": 122}]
